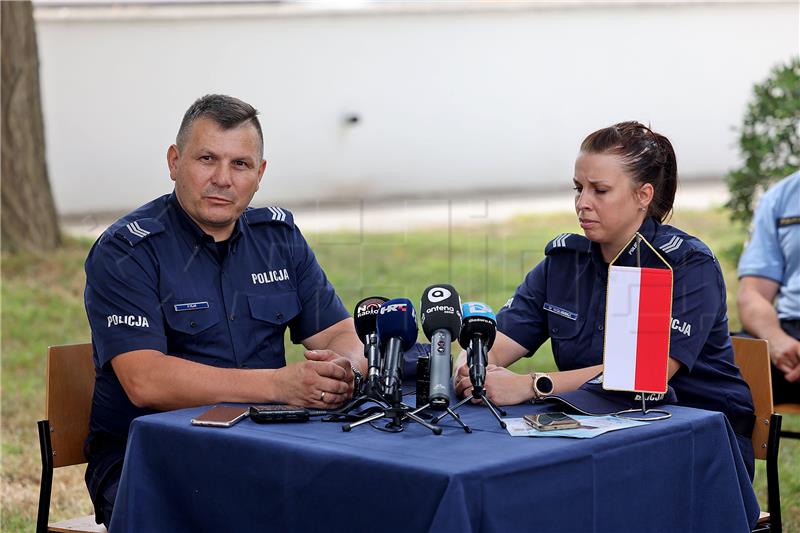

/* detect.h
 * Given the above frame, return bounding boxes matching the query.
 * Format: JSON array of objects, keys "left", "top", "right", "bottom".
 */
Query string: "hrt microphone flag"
[{"left": 603, "top": 265, "right": 672, "bottom": 394}]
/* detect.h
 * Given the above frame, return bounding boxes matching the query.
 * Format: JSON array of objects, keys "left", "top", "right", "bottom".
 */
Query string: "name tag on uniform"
[
  {"left": 543, "top": 302, "right": 578, "bottom": 321},
  {"left": 778, "top": 215, "right": 800, "bottom": 228},
  {"left": 174, "top": 301, "right": 210, "bottom": 312}
]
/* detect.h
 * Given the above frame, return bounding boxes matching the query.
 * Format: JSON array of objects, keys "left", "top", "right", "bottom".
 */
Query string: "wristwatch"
[
  {"left": 530, "top": 372, "right": 554, "bottom": 400},
  {"left": 351, "top": 365, "right": 364, "bottom": 398}
]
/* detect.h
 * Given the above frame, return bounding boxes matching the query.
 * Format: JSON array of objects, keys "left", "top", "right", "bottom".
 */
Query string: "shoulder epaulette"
[
  {"left": 244, "top": 206, "right": 294, "bottom": 228},
  {"left": 652, "top": 230, "right": 713, "bottom": 264},
  {"left": 113, "top": 218, "right": 165, "bottom": 247},
  {"left": 544, "top": 233, "right": 591, "bottom": 255}
]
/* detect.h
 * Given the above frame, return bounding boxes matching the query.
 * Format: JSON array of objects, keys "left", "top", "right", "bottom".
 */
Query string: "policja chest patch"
[{"left": 251, "top": 269, "right": 290, "bottom": 285}]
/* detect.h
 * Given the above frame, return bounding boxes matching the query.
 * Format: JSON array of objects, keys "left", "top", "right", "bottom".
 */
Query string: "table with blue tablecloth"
[{"left": 109, "top": 397, "right": 759, "bottom": 532}]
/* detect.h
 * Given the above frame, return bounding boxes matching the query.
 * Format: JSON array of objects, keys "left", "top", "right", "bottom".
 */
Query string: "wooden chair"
[
  {"left": 37, "top": 343, "right": 106, "bottom": 533},
  {"left": 774, "top": 402, "right": 800, "bottom": 440},
  {"left": 732, "top": 336, "right": 783, "bottom": 533}
]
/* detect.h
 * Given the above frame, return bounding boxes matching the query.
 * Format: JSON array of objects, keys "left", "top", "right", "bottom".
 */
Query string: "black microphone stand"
[
  {"left": 434, "top": 337, "right": 507, "bottom": 429},
  {"left": 411, "top": 330, "right": 471, "bottom": 433},
  {"left": 341, "top": 383, "right": 443, "bottom": 435},
  {"left": 341, "top": 340, "right": 442, "bottom": 435},
  {"left": 410, "top": 400, "right": 471, "bottom": 433}
]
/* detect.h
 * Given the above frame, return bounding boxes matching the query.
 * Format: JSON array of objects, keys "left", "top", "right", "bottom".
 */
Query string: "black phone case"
[{"left": 249, "top": 405, "right": 310, "bottom": 423}]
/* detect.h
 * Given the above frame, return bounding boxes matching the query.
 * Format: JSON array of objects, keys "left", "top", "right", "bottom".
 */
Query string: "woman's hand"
[
  {"left": 453, "top": 362, "right": 473, "bottom": 400},
  {"left": 455, "top": 363, "right": 533, "bottom": 406},
  {"left": 482, "top": 366, "right": 533, "bottom": 406}
]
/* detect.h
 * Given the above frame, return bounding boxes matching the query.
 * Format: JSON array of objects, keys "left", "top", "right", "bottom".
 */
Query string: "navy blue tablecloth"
[{"left": 110, "top": 398, "right": 758, "bottom": 532}]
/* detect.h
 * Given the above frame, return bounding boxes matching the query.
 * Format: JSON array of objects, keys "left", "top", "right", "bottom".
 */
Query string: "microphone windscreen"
[
  {"left": 420, "top": 284, "right": 462, "bottom": 340},
  {"left": 376, "top": 298, "right": 418, "bottom": 351},
  {"left": 353, "top": 296, "right": 388, "bottom": 338},
  {"left": 459, "top": 302, "right": 497, "bottom": 349}
]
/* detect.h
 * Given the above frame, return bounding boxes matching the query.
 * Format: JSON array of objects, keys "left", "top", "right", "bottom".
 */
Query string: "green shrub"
[{"left": 726, "top": 57, "right": 800, "bottom": 223}]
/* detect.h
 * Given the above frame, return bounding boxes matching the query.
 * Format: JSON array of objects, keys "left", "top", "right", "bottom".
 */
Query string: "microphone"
[
  {"left": 376, "top": 298, "right": 418, "bottom": 402},
  {"left": 420, "top": 285, "right": 462, "bottom": 410},
  {"left": 459, "top": 302, "right": 496, "bottom": 394},
  {"left": 353, "top": 296, "right": 388, "bottom": 390}
]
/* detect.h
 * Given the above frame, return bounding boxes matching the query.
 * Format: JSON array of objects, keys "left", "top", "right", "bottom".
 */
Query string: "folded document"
[{"left": 505, "top": 415, "right": 648, "bottom": 438}]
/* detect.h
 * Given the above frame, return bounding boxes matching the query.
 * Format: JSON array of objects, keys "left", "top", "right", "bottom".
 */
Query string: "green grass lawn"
[{"left": 2, "top": 208, "right": 798, "bottom": 530}]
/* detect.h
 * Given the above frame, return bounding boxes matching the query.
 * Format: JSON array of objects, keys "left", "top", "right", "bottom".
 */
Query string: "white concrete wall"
[{"left": 35, "top": 1, "right": 799, "bottom": 215}]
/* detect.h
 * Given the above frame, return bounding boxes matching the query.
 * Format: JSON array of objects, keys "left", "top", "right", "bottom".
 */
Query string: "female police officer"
[{"left": 454, "top": 121, "right": 756, "bottom": 476}]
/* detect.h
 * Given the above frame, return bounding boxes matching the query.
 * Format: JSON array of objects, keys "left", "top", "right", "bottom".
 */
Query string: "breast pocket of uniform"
[
  {"left": 544, "top": 302, "right": 587, "bottom": 365},
  {"left": 248, "top": 291, "right": 302, "bottom": 327},
  {"left": 247, "top": 291, "right": 302, "bottom": 365},
  {"left": 164, "top": 299, "right": 220, "bottom": 334}
]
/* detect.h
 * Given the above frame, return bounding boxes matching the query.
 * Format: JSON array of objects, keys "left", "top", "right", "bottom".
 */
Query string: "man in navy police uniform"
[{"left": 83, "top": 94, "right": 365, "bottom": 527}]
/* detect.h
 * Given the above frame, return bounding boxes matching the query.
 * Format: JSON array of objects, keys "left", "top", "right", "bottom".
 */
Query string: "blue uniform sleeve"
[
  {"left": 738, "top": 189, "right": 784, "bottom": 283},
  {"left": 668, "top": 253, "right": 726, "bottom": 371},
  {"left": 84, "top": 236, "right": 167, "bottom": 368},
  {"left": 496, "top": 259, "right": 551, "bottom": 355},
  {"left": 287, "top": 227, "right": 349, "bottom": 344}
]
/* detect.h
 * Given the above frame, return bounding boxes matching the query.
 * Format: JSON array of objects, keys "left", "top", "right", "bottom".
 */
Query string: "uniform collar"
[
  {"left": 167, "top": 191, "right": 243, "bottom": 246},
  {"left": 590, "top": 217, "right": 661, "bottom": 273}
]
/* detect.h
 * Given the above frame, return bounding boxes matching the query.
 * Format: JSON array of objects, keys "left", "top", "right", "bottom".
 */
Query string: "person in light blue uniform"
[
  {"left": 454, "top": 122, "right": 756, "bottom": 480},
  {"left": 737, "top": 171, "right": 800, "bottom": 403},
  {"left": 83, "top": 95, "right": 364, "bottom": 527}
]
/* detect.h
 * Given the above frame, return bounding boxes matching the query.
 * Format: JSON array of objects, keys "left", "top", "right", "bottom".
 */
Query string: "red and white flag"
[{"left": 603, "top": 265, "right": 672, "bottom": 394}]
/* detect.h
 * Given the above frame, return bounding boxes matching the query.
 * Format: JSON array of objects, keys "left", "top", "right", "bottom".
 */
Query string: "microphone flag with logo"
[
  {"left": 376, "top": 298, "right": 418, "bottom": 398},
  {"left": 458, "top": 302, "right": 497, "bottom": 351},
  {"left": 420, "top": 285, "right": 462, "bottom": 340},
  {"left": 603, "top": 232, "right": 673, "bottom": 394},
  {"left": 353, "top": 296, "right": 388, "bottom": 390},
  {"left": 354, "top": 296, "right": 388, "bottom": 340}
]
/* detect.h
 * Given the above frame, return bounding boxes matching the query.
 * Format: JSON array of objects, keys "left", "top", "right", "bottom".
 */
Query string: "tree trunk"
[{"left": 1, "top": 0, "right": 61, "bottom": 253}]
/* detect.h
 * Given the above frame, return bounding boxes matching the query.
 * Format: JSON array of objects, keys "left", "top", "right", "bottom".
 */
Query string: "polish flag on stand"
[{"left": 603, "top": 265, "right": 673, "bottom": 394}]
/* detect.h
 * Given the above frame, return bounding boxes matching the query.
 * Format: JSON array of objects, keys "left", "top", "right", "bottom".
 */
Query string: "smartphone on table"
[
  {"left": 524, "top": 412, "right": 581, "bottom": 431},
  {"left": 190, "top": 405, "right": 249, "bottom": 428}
]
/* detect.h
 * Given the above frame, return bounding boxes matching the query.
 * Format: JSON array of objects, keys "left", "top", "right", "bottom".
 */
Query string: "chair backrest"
[
  {"left": 731, "top": 336, "right": 773, "bottom": 460},
  {"left": 46, "top": 343, "right": 95, "bottom": 468}
]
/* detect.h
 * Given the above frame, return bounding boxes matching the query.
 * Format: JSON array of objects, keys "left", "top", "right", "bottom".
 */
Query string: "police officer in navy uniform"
[
  {"left": 83, "top": 95, "right": 365, "bottom": 527},
  {"left": 738, "top": 171, "right": 800, "bottom": 403},
  {"left": 454, "top": 122, "right": 756, "bottom": 478}
]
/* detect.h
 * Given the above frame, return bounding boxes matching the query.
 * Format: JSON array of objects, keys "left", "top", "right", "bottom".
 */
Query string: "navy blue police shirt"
[
  {"left": 83, "top": 192, "right": 349, "bottom": 487},
  {"left": 497, "top": 217, "right": 754, "bottom": 433}
]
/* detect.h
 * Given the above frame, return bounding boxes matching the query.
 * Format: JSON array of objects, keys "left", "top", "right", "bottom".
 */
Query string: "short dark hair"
[
  {"left": 580, "top": 121, "right": 678, "bottom": 223},
  {"left": 176, "top": 94, "right": 264, "bottom": 157}
]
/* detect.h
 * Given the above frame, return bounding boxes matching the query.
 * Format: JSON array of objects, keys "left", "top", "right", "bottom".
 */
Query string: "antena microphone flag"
[{"left": 603, "top": 265, "right": 672, "bottom": 394}]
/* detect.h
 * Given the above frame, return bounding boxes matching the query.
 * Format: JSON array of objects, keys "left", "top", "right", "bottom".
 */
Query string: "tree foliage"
[{"left": 726, "top": 57, "right": 800, "bottom": 223}]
